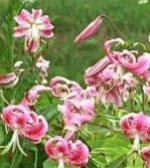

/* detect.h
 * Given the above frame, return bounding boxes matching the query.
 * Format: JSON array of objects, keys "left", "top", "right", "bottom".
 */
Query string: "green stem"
[
  {"left": 34, "top": 148, "right": 38, "bottom": 168},
  {"left": 102, "top": 14, "right": 126, "bottom": 39},
  {"left": 140, "top": 83, "right": 145, "bottom": 111},
  {"left": 0, "top": 89, "right": 9, "bottom": 105},
  {"left": 97, "top": 114, "right": 119, "bottom": 120}
]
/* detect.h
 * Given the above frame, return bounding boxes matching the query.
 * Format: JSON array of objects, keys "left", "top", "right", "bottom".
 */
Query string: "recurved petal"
[
  {"left": 24, "top": 36, "right": 40, "bottom": 52},
  {"left": 13, "top": 26, "right": 27, "bottom": 37},
  {"left": 36, "top": 15, "right": 54, "bottom": 30},
  {"left": 39, "top": 29, "right": 54, "bottom": 38},
  {"left": 0, "top": 72, "right": 18, "bottom": 87},
  {"left": 123, "top": 53, "right": 150, "bottom": 75},
  {"left": 22, "top": 115, "right": 48, "bottom": 141},
  {"left": 104, "top": 38, "right": 124, "bottom": 59},
  {"left": 85, "top": 57, "right": 110, "bottom": 77},
  {"left": 14, "top": 9, "right": 33, "bottom": 26},
  {"left": 32, "top": 9, "right": 42, "bottom": 20}
]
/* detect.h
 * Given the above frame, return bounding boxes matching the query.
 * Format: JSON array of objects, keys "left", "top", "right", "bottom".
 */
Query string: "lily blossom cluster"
[
  {"left": 3, "top": 5, "right": 150, "bottom": 167},
  {"left": 46, "top": 77, "right": 95, "bottom": 167},
  {"left": 84, "top": 38, "right": 150, "bottom": 106},
  {"left": 120, "top": 112, "right": 150, "bottom": 167},
  {"left": 45, "top": 136, "right": 89, "bottom": 168},
  {"left": 14, "top": 9, "right": 54, "bottom": 52},
  {"left": 50, "top": 76, "right": 95, "bottom": 131},
  {"left": 85, "top": 39, "right": 137, "bottom": 106},
  {"left": 1, "top": 84, "right": 50, "bottom": 155}
]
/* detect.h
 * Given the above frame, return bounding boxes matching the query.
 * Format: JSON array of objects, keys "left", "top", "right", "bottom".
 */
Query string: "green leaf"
[{"left": 43, "top": 159, "right": 57, "bottom": 168}]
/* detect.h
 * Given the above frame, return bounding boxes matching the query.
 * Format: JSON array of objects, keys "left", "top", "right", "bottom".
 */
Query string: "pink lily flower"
[
  {"left": 74, "top": 15, "right": 103, "bottom": 42},
  {"left": 58, "top": 98, "right": 95, "bottom": 130},
  {"left": 45, "top": 136, "right": 70, "bottom": 159},
  {"left": 141, "top": 146, "right": 150, "bottom": 168},
  {"left": 50, "top": 76, "right": 83, "bottom": 100},
  {"left": 85, "top": 53, "right": 137, "bottom": 106},
  {"left": 67, "top": 140, "right": 89, "bottom": 166},
  {"left": 45, "top": 136, "right": 70, "bottom": 168},
  {"left": 20, "top": 85, "right": 51, "bottom": 106},
  {"left": 120, "top": 52, "right": 150, "bottom": 76},
  {"left": 120, "top": 112, "right": 148, "bottom": 139},
  {"left": 120, "top": 112, "right": 149, "bottom": 152},
  {"left": 45, "top": 136, "right": 89, "bottom": 168},
  {"left": 1, "top": 104, "right": 48, "bottom": 155},
  {"left": 1, "top": 105, "right": 30, "bottom": 156},
  {"left": 21, "top": 111, "right": 48, "bottom": 142},
  {"left": 14, "top": 9, "right": 54, "bottom": 52},
  {"left": 104, "top": 39, "right": 150, "bottom": 77},
  {"left": 104, "top": 38, "right": 124, "bottom": 62}
]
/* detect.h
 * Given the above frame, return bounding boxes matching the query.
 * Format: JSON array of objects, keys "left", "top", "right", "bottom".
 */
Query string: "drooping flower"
[
  {"left": 120, "top": 52, "right": 150, "bottom": 76},
  {"left": 20, "top": 85, "right": 51, "bottom": 106},
  {"left": 45, "top": 136, "right": 70, "bottom": 160},
  {"left": 120, "top": 112, "right": 149, "bottom": 152},
  {"left": 45, "top": 136, "right": 89, "bottom": 168},
  {"left": 104, "top": 38, "right": 124, "bottom": 62},
  {"left": 21, "top": 111, "right": 48, "bottom": 142},
  {"left": 50, "top": 77, "right": 83, "bottom": 100},
  {"left": 2, "top": 105, "right": 29, "bottom": 131},
  {"left": 74, "top": 15, "right": 103, "bottom": 42},
  {"left": 104, "top": 38, "right": 150, "bottom": 77},
  {"left": 85, "top": 54, "right": 137, "bottom": 106},
  {"left": 66, "top": 140, "right": 89, "bottom": 166},
  {"left": 1, "top": 104, "right": 48, "bottom": 155},
  {"left": 45, "top": 136, "right": 70, "bottom": 168},
  {"left": 14, "top": 9, "right": 54, "bottom": 52},
  {"left": 120, "top": 112, "right": 148, "bottom": 140},
  {"left": 58, "top": 98, "right": 95, "bottom": 131},
  {"left": 1, "top": 105, "right": 29, "bottom": 155}
]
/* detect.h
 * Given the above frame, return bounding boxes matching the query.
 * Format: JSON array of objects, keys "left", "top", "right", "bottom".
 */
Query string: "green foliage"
[{"left": 0, "top": 0, "right": 149, "bottom": 168}]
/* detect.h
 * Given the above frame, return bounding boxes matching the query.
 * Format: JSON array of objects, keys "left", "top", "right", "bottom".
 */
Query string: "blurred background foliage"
[{"left": 0, "top": 0, "right": 150, "bottom": 168}]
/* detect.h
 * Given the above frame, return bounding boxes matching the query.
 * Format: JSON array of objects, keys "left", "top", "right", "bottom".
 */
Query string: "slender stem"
[
  {"left": 140, "top": 83, "right": 145, "bottom": 111},
  {"left": 0, "top": 89, "right": 9, "bottom": 105},
  {"left": 16, "top": 136, "right": 27, "bottom": 157},
  {"left": 34, "top": 148, "right": 38, "bottom": 168},
  {"left": 102, "top": 14, "right": 126, "bottom": 39},
  {"left": 97, "top": 114, "right": 119, "bottom": 120}
]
